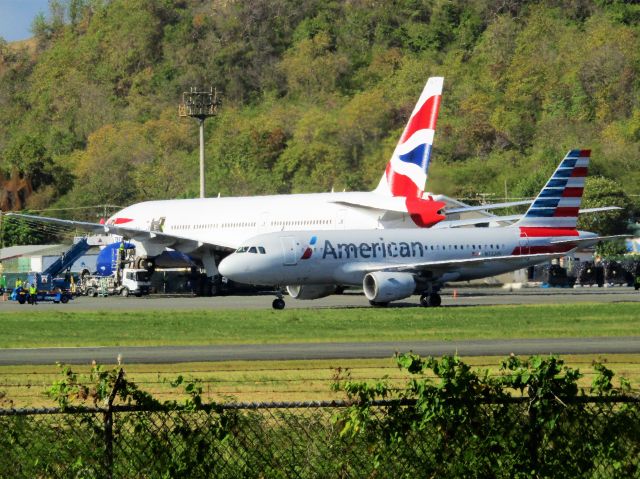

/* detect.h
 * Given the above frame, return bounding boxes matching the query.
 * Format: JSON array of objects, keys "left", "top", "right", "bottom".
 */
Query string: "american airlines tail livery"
[{"left": 219, "top": 150, "right": 625, "bottom": 309}]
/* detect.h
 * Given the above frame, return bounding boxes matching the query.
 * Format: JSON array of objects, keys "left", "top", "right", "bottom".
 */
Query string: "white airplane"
[
  {"left": 218, "top": 149, "right": 626, "bottom": 308},
  {"left": 7, "top": 76, "right": 615, "bottom": 294}
]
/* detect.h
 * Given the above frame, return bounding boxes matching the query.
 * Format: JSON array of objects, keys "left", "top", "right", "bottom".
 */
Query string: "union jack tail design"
[
  {"left": 515, "top": 149, "right": 590, "bottom": 237},
  {"left": 374, "top": 77, "right": 443, "bottom": 198}
]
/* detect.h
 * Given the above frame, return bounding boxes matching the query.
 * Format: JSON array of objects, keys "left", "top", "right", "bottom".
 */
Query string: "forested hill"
[{"left": 0, "top": 0, "right": 639, "bottom": 222}]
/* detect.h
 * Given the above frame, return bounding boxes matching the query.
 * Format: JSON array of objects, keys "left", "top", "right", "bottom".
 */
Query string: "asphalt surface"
[
  {"left": 1, "top": 286, "right": 638, "bottom": 365},
  {"left": 1, "top": 285, "right": 639, "bottom": 311},
  {"left": 1, "top": 337, "right": 639, "bottom": 366}
]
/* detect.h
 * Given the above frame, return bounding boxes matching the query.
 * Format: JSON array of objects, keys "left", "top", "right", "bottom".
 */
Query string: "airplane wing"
[
  {"left": 443, "top": 200, "right": 532, "bottom": 214},
  {"left": 4, "top": 213, "right": 235, "bottom": 253},
  {"left": 344, "top": 252, "right": 566, "bottom": 280}
]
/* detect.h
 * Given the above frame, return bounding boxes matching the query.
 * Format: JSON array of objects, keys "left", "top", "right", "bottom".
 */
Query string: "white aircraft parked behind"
[{"left": 218, "top": 150, "right": 625, "bottom": 308}]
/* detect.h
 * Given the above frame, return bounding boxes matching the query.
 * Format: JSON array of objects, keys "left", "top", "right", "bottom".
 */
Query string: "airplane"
[
  {"left": 6, "top": 76, "right": 615, "bottom": 296},
  {"left": 218, "top": 149, "right": 627, "bottom": 309}
]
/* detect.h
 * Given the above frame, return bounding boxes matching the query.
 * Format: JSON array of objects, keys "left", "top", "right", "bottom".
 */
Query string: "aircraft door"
[
  {"left": 280, "top": 237, "right": 298, "bottom": 265},
  {"left": 335, "top": 209, "right": 346, "bottom": 230},
  {"left": 518, "top": 235, "right": 529, "bottom": 255}
]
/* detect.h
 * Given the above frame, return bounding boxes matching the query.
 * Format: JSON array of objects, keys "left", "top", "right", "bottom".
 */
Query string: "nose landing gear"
[{"left": 272, "top": 290, "right": 286, "bottom": 310}]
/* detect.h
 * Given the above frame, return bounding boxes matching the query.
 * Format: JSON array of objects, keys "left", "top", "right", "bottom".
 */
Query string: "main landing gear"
[{"left": 420, "top": 292, "right": 442, "bottom": 307}]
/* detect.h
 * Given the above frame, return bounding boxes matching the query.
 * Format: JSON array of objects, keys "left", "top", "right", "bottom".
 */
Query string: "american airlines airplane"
[
  {"left": 8, "top": 77, "right": 613, "bottom": 294},
  {"left": 218, "top": 150, "right": 624, "bottom": 308}
]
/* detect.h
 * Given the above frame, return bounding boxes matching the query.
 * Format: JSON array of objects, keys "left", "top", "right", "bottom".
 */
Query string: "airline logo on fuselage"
[
  {"left": 300, "top": 236, "right": 317, "bottom": 260},
  {"left": 321, "top": 239, "right": 504, "bottom": 260}
]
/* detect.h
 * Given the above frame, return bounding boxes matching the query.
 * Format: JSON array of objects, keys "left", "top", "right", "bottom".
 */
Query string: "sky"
[{"left": 0, "top": 0, "right": 51, "bottom": 42}]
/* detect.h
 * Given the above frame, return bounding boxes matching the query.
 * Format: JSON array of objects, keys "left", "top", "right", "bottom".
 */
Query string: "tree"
[{"left": 578, "top": 176, "right": 634, "bottom": 236}]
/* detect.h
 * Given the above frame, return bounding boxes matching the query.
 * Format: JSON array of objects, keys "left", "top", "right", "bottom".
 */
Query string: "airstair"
[{"left": 43, "top": 237, "right": 90, "bottom": 276}]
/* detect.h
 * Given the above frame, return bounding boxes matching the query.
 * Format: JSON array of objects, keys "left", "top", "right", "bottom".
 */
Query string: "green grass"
[{"left": 0, "top": 303, "right": 638, "bottom": 348}]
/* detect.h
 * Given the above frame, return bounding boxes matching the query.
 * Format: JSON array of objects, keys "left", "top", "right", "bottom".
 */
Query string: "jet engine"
[
  {"left": 363, "top": 272, "right": 416, "bottom": 303},
  {"left": 286, "top": 284, "right": 336, "bottom": 300}
]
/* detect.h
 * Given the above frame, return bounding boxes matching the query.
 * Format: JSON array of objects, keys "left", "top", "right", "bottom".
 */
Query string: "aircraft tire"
[
  {"left": 429, "top": 293, "right": 442, "bottom": 307},
  {"left": 272, "top": 298, "right": 285, "bottom": 310}
]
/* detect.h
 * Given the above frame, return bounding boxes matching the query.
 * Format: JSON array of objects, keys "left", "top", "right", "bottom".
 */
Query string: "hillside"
[{"left": 0, "top": 0, "right": 638, "bottom": 231}]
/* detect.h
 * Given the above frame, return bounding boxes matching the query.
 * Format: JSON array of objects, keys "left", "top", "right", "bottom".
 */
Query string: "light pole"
[{"left": 179, "top": 87, "right": 219, "bottom": 198}]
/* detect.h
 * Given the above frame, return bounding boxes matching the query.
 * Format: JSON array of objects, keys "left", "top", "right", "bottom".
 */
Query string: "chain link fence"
[{"left": 1, "top": 397, "right": 639, "bottom": 478}]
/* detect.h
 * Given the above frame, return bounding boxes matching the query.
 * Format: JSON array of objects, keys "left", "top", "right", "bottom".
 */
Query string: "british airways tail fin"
[
  {"left": 374, "top": 77, "right": 443, "bottom": 197},
  {"left": 514, "top": 149, "right": 590, "bottom": 233}
]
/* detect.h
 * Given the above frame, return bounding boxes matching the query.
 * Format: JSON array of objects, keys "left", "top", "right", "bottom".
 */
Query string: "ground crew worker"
[
  {"left": 29, "top": 283, "right": 37, "bottom": 305},
  {"left": 16, "top": 278, "right": 23, "bottom": 290},
  {"left": 0, "top": 274, "right": 6, "bottom": 301}
]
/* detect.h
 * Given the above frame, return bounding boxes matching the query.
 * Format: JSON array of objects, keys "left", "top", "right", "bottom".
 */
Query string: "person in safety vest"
[{"left": 29, "top": 283, "right": 37, "bottom": 305}]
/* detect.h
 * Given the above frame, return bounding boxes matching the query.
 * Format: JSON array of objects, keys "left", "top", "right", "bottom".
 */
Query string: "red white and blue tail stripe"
[
  {"left": 375, "top": 77, "right": 443, "bottom": 198},
  {"left": 515, "top": 149, "right": 590, "bottom": 235}
]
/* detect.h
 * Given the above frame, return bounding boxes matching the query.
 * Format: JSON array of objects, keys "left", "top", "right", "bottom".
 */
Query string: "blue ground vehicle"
[
  {"left": 10, "top": 272, "right": 74, "bottom": 304},
  {"left": 10, "top": 238, "right": 89, "bottom": 305}
]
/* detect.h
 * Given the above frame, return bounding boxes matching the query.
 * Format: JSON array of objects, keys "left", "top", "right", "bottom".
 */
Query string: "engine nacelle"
[
  {"left": 363, "top": 272, "right": 416, "bottom": 303},
  {"left": 286, "top": 284, "right": 336, "bottom": 300}
]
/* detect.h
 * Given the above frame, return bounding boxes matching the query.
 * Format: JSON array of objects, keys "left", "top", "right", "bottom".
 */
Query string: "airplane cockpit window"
[
  {"left": 258, "top": 247, "right": 266, "bottom": 254},
  {"left": 248, "top": 247, "right": 257, "bottom": 253},
  {"left": 236, "top": 246, "right": 249, "bottom": 253}
]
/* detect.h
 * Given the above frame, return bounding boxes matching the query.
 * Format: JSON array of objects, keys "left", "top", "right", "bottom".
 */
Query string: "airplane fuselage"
[
  {"left": 107, "top": 191, "right": 438, "bottom": 255},
  {"left": 218, "top": 227, "right": 593, "bottom": 286}
]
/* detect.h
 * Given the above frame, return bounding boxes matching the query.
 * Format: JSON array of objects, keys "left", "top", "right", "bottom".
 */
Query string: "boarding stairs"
[{"left": 43, "top": 237, "right": 90, "bottom": 277}]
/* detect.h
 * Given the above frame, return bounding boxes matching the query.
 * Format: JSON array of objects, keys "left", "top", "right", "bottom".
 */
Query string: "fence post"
[
  {"left": 104, "top": 369, "right": 125, "bottom": 479},
  {"left": 528, "top": 402, "right": 539, "bottom": 475}
]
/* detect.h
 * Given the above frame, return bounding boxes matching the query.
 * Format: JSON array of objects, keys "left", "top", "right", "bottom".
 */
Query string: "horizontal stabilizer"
[
  {"left": 550, "top": 234, "right": 631, "bottom": 247},
  {"left": 444, "top": 200, "right": 532, "bottom": 214},
  {"left": 434, "top": 206, "right": 623, "bottom": 228}
]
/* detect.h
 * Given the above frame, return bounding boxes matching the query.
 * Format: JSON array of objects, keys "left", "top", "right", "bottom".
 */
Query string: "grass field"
[
  {"left": 1, "top": 303, "right": 639, "bottom": 348},
  {"left": 1, "top": 302, "right": 638, "bottom": 407},
  {"left": 2, "top": 355, "right": 638, "bottom": 408}
]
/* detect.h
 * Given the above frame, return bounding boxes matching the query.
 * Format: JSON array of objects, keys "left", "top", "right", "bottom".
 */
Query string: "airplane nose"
[{"left": 218, "top": 255, "right": 240, "bottom": 280}]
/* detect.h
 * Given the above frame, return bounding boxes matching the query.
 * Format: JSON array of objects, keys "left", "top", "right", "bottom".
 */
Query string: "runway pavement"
[
  {"left": 1, "top": 337, "right": 639, "bottom": 365},
  {"left": 1, "top": 285, "right": 638, "bottom": 311}
]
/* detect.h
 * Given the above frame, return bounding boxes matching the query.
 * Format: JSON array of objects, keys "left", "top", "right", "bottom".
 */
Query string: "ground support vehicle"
[
  {"left": 10, "top": 283, "right": 73, "bottom": 305},
  {"left": 81, "top": 268, "right": 151, "bottom": 297}
]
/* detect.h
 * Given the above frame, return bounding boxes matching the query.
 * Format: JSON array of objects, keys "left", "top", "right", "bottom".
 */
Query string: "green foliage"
[
  {"left": 1, "top": 212, "right": 60, "bottom": 246},
  {"left": 579, "top": 176, "right": 634, "bottom": 235},
  {"left": 0, "top": 0, "right": 639, "bottom": 220},
  {"left": 46, "top": 362, "right": 208, "bottom": 410},
  {"left": 331, "top": 353, "right": 638, "bottom": 477}
]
